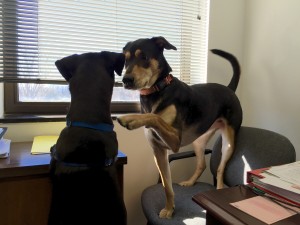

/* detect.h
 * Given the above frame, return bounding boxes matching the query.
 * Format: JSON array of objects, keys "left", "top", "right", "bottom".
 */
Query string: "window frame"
[{"left": 4, "top": 83, "right": 140, "bottom": 115}]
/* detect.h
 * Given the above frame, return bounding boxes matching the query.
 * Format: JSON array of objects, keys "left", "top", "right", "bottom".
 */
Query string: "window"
[{"left": 0, "top": 0, "right": 210, "bottom": 115}]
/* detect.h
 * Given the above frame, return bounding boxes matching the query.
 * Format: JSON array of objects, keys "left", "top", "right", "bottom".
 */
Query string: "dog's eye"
[{"left": 140, "top": 53, "right": 148, "bottom": 61}]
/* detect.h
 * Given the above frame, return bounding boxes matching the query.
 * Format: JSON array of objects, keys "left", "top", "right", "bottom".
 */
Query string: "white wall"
[
  {"left": 1, "top": 1, "right": 300, "bottom": 225},
  {"left": 241, "top": 0, "right": 300, "bottom": 161},
  {"left": 208, "top": 0, "right": 246, "bottom": 89},
  {"left": 208, "top": 0, "right": 300, "bottom": 162}
]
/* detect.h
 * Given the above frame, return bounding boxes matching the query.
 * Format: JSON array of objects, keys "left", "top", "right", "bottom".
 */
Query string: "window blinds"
[{"left": 0, "top": 0, "right": 210, "bottom": 85}]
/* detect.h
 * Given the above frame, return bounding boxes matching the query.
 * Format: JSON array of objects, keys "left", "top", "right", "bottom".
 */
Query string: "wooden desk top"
[
  {"left": 0, "top": 142, "right": 127, "bottom": 179},
  {"left": 192, "top": 185, "right": 300, "bottom": 225}
]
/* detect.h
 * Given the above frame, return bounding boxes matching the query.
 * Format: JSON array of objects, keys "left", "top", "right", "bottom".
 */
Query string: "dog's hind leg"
[
  {"left": 216, "top": 124, "right": 235, "bottom": 189},
  {"left": 179, "top": 128, "right": 217, "bottom": 187}
]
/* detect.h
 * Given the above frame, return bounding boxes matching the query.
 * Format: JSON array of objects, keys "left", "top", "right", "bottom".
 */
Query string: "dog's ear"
[
  {"left": 151, "top": 36, "right": 177, "bottom": 51},
  {"left": 102, "top": 51, "right": 125, "bottom": 76},
  {"left": 112, "top": 53, "right": 125, "bottom": 76},
  {"left": 55, "top": 54, "right": 79, "bottom": 82},
  {"left": 123, "top": 41, "right": 133, "bottom": 52}
]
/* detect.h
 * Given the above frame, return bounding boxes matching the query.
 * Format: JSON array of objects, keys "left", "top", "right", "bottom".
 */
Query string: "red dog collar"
[{"left": 140, "top": 74, "right": 173, "bottom": 95}]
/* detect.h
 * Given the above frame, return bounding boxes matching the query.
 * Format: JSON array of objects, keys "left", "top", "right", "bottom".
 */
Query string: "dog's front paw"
[
  {"left": 117, "top": 115, "right": 143, "bottom": 130},
  {"left": 117, "top": 116, "right": 130, "bottom": 129},
  {"left": 159, "top": 207, "right": 174, "bottom": 219}
]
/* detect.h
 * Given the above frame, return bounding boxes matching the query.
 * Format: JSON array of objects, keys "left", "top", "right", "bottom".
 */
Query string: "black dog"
[
  {"left": 117, "top": 36, "right": 243, "bottom": 218},
  {"left": 47, "top": 51, "right": 127, "bottom": 225}
]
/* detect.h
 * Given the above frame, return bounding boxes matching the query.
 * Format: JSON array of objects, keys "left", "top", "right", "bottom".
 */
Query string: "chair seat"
[{"left": 141, "top": 182, "right": 215, "bottom": 225}]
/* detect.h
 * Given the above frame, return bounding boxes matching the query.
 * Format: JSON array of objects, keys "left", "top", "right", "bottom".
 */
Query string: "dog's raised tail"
[{"left": 211, "top": 49, "right": 241, "bottom": 92}]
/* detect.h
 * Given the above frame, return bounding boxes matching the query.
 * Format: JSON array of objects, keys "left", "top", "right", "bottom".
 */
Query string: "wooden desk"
[
  {"left": 192, "top": 185, "right": 300, "bottom": 225},
  {"left": 0, "top": 142, "right": 127, "bottom": 225}
]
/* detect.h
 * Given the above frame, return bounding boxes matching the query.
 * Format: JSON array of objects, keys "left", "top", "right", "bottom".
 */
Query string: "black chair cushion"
[{"left": 141, "top": 182, "right": 215, "bottom": 225}]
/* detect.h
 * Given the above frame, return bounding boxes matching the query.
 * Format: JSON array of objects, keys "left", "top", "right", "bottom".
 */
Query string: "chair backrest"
[{"left": 210, "top": 126, "right": 296, "bottom": 187}]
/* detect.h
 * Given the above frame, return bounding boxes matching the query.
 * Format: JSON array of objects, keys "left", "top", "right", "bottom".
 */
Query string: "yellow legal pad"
[{"left": 31, "top": 135, "right": 59, "bottom": 154}]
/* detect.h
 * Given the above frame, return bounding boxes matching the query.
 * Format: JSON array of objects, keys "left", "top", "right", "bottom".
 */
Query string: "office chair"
[{"left": 141, "top": 126, "right": 296, "bottom": 225}]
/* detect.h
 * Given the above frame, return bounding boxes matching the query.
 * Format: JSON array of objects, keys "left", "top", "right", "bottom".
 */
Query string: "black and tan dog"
[
  {"left": 47, "top": 51, "right": 127, "bottom": 225},
  {"left": 117, "top": 36, "right": 243, "bottom": 219}
]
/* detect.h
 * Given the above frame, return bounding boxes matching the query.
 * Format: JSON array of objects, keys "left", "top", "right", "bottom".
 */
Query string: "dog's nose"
[
  {"left": 122, "top": 76, "right": 135, "bottom": 89},
  {"left": 122, "top": 76, "right": 134, "bottom": 84}
]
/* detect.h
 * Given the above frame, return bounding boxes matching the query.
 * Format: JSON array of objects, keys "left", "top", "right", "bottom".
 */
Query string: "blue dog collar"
[{"left": 66, "top": 119, "right": 114, "bottom": 132}]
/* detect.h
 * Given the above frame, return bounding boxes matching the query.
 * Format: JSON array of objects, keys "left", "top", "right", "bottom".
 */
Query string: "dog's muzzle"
[{"left": 122, "top": 76, "right": 135, "bottom": 89}]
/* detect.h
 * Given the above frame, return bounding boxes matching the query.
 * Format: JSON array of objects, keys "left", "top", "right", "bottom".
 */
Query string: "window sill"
[{"left": 0, "top": 114, "right": 125, "bottom": 123}]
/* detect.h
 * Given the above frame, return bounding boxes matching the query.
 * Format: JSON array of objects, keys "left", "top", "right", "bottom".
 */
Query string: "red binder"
[{"left": 246, "top": 167, "right": 269, "bottom": 183}]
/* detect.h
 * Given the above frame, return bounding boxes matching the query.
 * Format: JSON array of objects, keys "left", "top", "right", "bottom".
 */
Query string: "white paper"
[
  {"left": 266, "top": 161, "right": 300, "bottom": 185},
  {"left": 261, "top": 161, "right": 300, "bottom": 194}
]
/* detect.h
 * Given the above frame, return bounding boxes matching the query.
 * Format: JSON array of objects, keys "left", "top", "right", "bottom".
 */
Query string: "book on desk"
[
  {"left": 31, "top": 135, "right": 59, "bottom": 154},
  {"left": 247, "top": 161, "right": 300, "bottom": 207}
]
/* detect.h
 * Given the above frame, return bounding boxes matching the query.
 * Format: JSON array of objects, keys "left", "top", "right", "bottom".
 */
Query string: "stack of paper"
[
  {"left": 247, "top": 161, "right": 300, "bottom": 207},
  {"left": 264, "top": 161, "right": 300, "bottom": 192}
]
